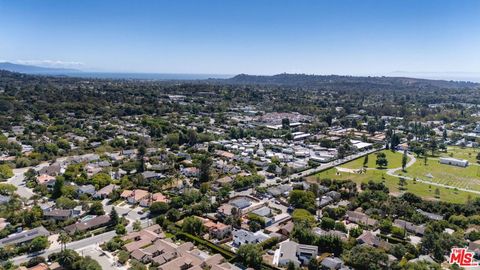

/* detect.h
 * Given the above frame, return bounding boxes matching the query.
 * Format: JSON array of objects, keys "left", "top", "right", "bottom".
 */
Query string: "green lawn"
[
  {"left": 307, "top": 167, "right": 478, "bottom": 204},
  {"left": 437, "top": 146, "right": 480, "bottom": 164},
  {"left": 399, "top": 158, "right": 480, "bottom": 192},
  {"left": 342, "top": 150, "right": 408, "bottom": 170}
]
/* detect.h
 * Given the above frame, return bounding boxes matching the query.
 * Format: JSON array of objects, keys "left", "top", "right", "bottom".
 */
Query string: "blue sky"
[{"left": 0, "top": 0, "right": 479, "bottom": 76}]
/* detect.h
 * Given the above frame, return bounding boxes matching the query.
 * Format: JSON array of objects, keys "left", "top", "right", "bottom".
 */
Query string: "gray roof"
[
  {"left": 278, "top": 240, "right": 300, "bottom": 266},
  {"left": 416, "top": 209, "right": 444, "bottom": 221},
  {"left": 394, "top": 219, "right": 425, "bottom": 235},
  {"left": 39, "top": 163, "right": 61, "bottom": 176},
  {"left": 346, "top": 211, "right": 378, "bottom": 226},
  {"left": 44, "top": 209, "right": 72, "bottom": 218},
  {"left": 65, "top": 215, "right": 111, "bottom": 234},
  {"left": 0, "top": 226, "right": 49, "bottom": 247},
  {"left": 313, "top": 228, "right": 347, "bottom": 240},
  {"left": 94, "top": 184, "right": 117, "bottom": 197},
  {"left": 325, "top": 191, "right": 341, "bottom": 200},
  {"left": 322, "top": 257, "right": 344, "bottom": 269},
  {"left": 142, "top": 171, "right": 162, "bottom": 179},
  {"left": 267, "top": 185, "right": 292, "bottom": 196},
  {"left": 251, "top": 206, "right": 271, "bottom": 217},
  {"left": 318, "top": 196, "right": 333, "bottom": 207},
  {"left": 230, "top": 198, "right": 251, "bottom": 209},
  {"left": 233, "top": 229, "right": 269, "bottom": 244},
  {"left": 78, "top": 184, "right": 96, "bottom": 194}
]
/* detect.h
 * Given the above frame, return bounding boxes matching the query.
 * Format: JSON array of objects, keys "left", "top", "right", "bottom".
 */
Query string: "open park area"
[
  {"left": 398, "top": 157, "right": 480, "bottom": 192},
  {"left": 307, "top": 149, "right": 480, "bottom": 204},
  {"left": 438, "top": 146, "right": 480, "bottom": 163}
]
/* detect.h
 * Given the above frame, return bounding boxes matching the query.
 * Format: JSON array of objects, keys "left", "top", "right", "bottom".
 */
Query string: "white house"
[
  {"left": 275, "top": 240, "right": 318, "bottom": 267},
  {"left": 232, "top": 229, "right": 270, "bottom": 246},
  {"left": 439, "top": 157, "right": 469, "bottom": 167}
]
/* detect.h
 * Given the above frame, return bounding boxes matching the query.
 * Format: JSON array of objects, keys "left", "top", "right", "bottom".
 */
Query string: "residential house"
[
  {"left": 215, "top": 176, "right": 233, "bottom": 187},
  {"left": 37, "top": 174, "right": 56, "bottom": 188},
  {"left": 181, "top": 167, "right": 199, "bottom": 177},
  {"left": 121, "top": 189, "right": 150, "bottom": 204},
  {"left": 276, "top": 240, "right": 318, "bottom": 267},
  {"left": 215, "top": 150, "right": 236, "bottom": 160},
  {"left": 318, "top": 196, "right": 334, "bottom": 208},
  {"left": 325, "top": 191, "right": 341, "bottom": 201},
  {"left": 122, "top": 149, "right": 137, "bottom": 158},
  {"left": 232, "top": 229, "right": 270, "bottom": 246},
  {"left": 139, "top": 192, "right": 169, "bottom": 207},
  {"left": 394, "top": 219, "right": 425, "bottom": 236},
  {"left": 313, "top": 228, "right": 348, "bottom": 241},
  {"left": 123, "top": 224, "right": 164, "bottom": 253},
  {"left": 43, "top": 209, "right": 77, "bottom": 221},
  {"left": 357, "top": 231, "right": 391, "bottom": 249},
  {"left": 0, "top": 226, "right": 50, "bottom": 248},
  {"left": 77, "top": 184, "right": 96, "bottom": 196},
  {"left": 64, "top": 215, "right": 111, "bottom": 234},
  {"left": 321, "top": 257, "right": 345, "bottom": 270},
  {"left": 251, "top": 206, "right": 271, "bottom": 218},
  {"left": 38, "top": 162, "right": 62, "bottom": 176},
  {"left": 141, "top": 171, "right": 164, "bottom": 181},
  {"left": 85, "top": 164, "right": 102, "bottom": 177},
  {"left": 197, "top": 217, "right": 232, "bottom": 240},
  {"left": 346, "top": 211, "right": 379, "bottom": 227},
  {"left": 93, "top": 184, "right": 118, "bottom": 199},
  {"left": 416, "top": 209, "right": 444, "bottom": 221}
]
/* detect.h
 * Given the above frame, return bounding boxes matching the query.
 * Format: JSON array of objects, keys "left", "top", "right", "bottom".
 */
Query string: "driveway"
[
  {"left": 7, "top": 162, "right": 50, "bottom": 199},
  {"left": 79, "top": 245, "right": 126, "bottom": 270}
]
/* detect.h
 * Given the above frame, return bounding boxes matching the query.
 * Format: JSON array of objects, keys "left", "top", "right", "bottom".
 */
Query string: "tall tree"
[
  {"left": 110, "top": 207, "right": 119, "bottom": 226},
  {"left": 402, "top": 150, "right": 408, "bottom": 171},
  {"left": 236, "top": 244, "right": 263, "bottom": 269},
  {"left": 52, "top": 177, "right": 64, "bottom": 199},
  {"left": 58, "top": 232, "right": 70, "bottom": 251},
  {"left": 199, "top": 155, "right": 212, "bottom": 182},
  {"left": 282, "top": 118, "right": 290, "bottom": 129},
  {"left": 375, "top": 153, "right": 388, "bottom": 168}
]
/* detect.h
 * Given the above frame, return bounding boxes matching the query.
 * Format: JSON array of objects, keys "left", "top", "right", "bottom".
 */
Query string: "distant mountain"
[
  {"left": 0, "top": 62, "right": 80, "bottom": 74},
  {"left": 220, "top": 73, "right": 479, "bottom": 89},
  {"left": 0, "top": 63, "right": 232, "bottom": 80}
]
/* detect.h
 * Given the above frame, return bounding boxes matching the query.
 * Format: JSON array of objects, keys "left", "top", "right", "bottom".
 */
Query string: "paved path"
[
  {"left": 386, "top": 152, "right": 416, "bottom": 176},
  {"left": 79, "top": 244, "right": 127, "bottom": 270},
  {"left": 7, "top": 162, "right": 49, "bottom": 199}
]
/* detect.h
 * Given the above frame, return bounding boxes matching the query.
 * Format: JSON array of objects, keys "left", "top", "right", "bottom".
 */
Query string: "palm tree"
[
  {"left": 58, "top": 249, "right": 79, "bottom": 268},
  {"left": 58, "top": 232, "right": 70, "bottom": 251}
]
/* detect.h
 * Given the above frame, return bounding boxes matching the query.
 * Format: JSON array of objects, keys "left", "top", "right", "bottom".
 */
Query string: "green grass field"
[
  {"left": 342, "top": 150, "right": 408, "bottom": 170},
  {"left": 306, "top": 149, "right": 479, "bottom": 204},
  {"left": 307, "top": 167, "right": 477, "bottom": 204},
  {"left": 399, "top": 158, "right": 480, "bottom": 192},
  {"left": 437, "top": 146, "right": 480, "bottom": 164}
]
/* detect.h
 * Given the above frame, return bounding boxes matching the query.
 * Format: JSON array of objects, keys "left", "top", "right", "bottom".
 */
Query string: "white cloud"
[{"left": 13, "top": 59, "right": 85, "bottom": 68}]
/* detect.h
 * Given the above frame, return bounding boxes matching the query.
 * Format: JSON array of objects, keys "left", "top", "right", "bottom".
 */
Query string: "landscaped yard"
[
  {"left": 342, "top": 150, "right": 409, "bottom": 170},
  {"left": 399, "top": 158, "right": 480, "bottom": 192},
  {"left": 306, "top": 165, "right": 478, "bottom": 204}
]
